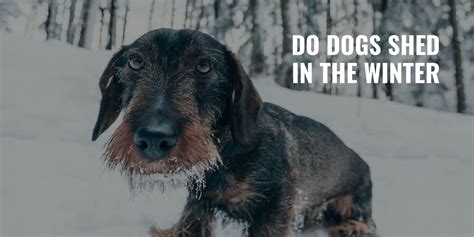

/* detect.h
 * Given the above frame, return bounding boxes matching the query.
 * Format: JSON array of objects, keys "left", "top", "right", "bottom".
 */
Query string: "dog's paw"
[
  {"left": 148, "top": 225, "right": 174, "bottom": 237},
  {"left": 328, "top": 220, "right": 375, "bottom": 237}
]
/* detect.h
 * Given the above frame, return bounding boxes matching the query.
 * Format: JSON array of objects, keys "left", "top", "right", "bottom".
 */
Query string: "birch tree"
[
  {"left": 66, "top": 0, "right": 77, "bottom": 44},
  {"left": 277, "top": 0, "right": 308, "bottom": 90},
  {"left": 106, "top": 0, "right": 118, "bottom": 50},
  {"left": 448, "top": 0, "right": 466, "bottom": 113},
  {"left": 373, "top": 0, "right": 407, "bottom": 101},
  {"left": 121, "top": 0, "right": 130, "bottom": 45},
  {"left": 78, "top": 0, "right": 100, "bottom": 48},
  {"left": 370, "top": 1, "right": 378, "bottom": 99},
  {"left": 323, "top": 0, "right": 332, "bottom": 94},
  {"left": 98, "top": 5, "right": 106, "bottom": 46},
  {"left": 45, "top": 0, "right": 58, "bottom": 40},
  {"left": 354, "top": 0, "right": 361, "bottom": 97},
  {"left": 213, "top": 0, "right": 231, "bottom": 41},
  {"left": 249, "top": 0, "right": 266, "bottom": 75}
]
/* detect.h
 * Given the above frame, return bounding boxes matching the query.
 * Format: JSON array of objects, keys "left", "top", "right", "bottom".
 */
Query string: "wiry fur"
[
  {"left": 104, "top": 122, "right": 221, "bottom": 193},
  {"left": 92, "top": 29, "right": 376, "bottom": 237}
]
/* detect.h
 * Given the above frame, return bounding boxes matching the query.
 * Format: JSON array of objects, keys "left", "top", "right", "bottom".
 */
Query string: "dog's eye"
[
  {"left": 129, "top": 56, "right": 144, "bottom": 70},
  {"left": 196, "top": 60, "right": 212, "bottom": 74}
]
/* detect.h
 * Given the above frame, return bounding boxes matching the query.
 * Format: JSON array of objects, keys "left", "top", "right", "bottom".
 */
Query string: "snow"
[{"left": 0, "top": 33, "right": 473, "bottom": 237}]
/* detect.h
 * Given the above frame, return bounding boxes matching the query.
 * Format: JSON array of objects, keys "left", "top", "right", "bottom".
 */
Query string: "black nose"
[{"left": 133, "top": 123, "right": 177, "bottom": 161}]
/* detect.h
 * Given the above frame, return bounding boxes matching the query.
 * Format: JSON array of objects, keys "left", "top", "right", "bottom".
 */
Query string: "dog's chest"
[
  {"left": 203, "top": 175, "right": 256, "bottom": 219},
  {"left": 205, "top": 175, "right": 252, "bottom": 202}
]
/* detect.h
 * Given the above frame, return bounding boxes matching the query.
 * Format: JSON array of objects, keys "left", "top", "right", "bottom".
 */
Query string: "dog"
[{"left": 92, "top": 28, "right": 375, "bottom": 237}]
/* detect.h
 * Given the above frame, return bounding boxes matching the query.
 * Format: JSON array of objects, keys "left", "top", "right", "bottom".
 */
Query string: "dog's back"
[{"left": 257, "top": 102, "right": 374, "bottom": 235}]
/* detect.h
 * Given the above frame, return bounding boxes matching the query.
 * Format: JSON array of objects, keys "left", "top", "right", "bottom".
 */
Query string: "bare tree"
[
  {"left": 171, "top": 0, "right": 176, "bottom": 28},
  {"left": 278, "top": 0, "right": 308, "bottom": 90},
  {"left": 302, "top": 0, "right": 321, "bottom": 90},
  {"left": 195, "top": 0, "right": 206, "bottom": 31},
  {"left": 45, "top": 0, "right": 58, "bottom": 40},
  {"left": 370, "top": 1, "right": 378, "bottom": 99},
  {"left": 280, "top": 0, "right": 292, "bottom": 62},
  {"left": 56, "top": 0, "right": 68, "bottom": 39},
  {"left": 354, "top": 0, "right": 361, "bottom": 97},
  {"left": 66, "top": 0, "right": 77, "bottom": 44},
  {"left": 249, "top": 0, "right": 266, "bottom": 75},
  {"left": 448, "top": 0, "right": 466, "bottom": 113},
  {"left": 213, "top": 0, "right": 227, "bottom": 40},
  {"left": 78, "top": 0, "right": 100, "bottom": 48},
  {"left": 184, "top": 0, "right": 191, "bottom": 28},
  {"left": 148, "top": 0, "right": 156, "bottom": 31},
  {"left": 279, "top": 0, "right": 292, "bottom": 87},
  {"left": 323, "top": 0, "right": 333, "bottom": 94},
  {"left": 270, "top": 2, "right": 281, "bottom": 75},
  {"left": 106, "top": 0, "right": 118, "bottom": 50},
  {"left": 98, "top": 5, "right": 106, "bottom": 47},
  {"left": 303, "top": 0, "right": 321, "bottom": 36},
  {"left": 121, "top": 0, "right": 130, "bottom": 45},
  {"left": 373, "top": 0, "right": 405, "bottom": 101}
]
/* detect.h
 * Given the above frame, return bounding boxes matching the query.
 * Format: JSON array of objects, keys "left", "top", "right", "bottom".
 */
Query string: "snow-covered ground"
[{"left": 0, "top": 34, "right": 472, "bottom": 237}]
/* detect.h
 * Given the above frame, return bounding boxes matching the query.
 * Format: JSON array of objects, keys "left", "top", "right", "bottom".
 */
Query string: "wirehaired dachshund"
[{"left": 92, "top": 28, "right": 375, "bottom": 237}]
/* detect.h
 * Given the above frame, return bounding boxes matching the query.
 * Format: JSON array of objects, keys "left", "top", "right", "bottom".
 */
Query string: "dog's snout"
[{"left": 133, "top": 123, "right": 177, "bottom": 161}]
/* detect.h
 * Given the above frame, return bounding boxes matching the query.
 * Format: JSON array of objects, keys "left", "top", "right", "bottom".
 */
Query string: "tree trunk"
[
  {"left": 270, "top": 3, "right": 280, "bottom": 75},
  {"left": 46, "top": 0, "right": 58, "bottom": 40},
  {"left": 195, "top": 0, "right": 206, "bottom": 31},
  {"left": 171, "top": 0, "right": 176, "bottom": 28},
  {"left": 303, "top": 0, "right": 321, "bottom": 36},
  {"left": 214, "top": 0, "right": 230, "bottom": 41},
  {"left": 374, "top": 0, "right": 404, "bottom": 101},
  {"left": 323, "top": 0, "right": 332, "bottom": 94},
  {"left": 121, "top": 0, "right": 130, "bottom": 45},
  {"left": 249, "top": 0, "right": 265, "bottom": 76},
  {"left": 78, "top": 0, "right": 100, "bottom": 48},
  {"left": 184, "top": 0, "right": 191, "bottom": 28},
  {"left": 106, "top": 0, "right": 118, "bottom": 50},
  {"left": 276, "top": 0, "right": 309, "bottom": 90},
  {"left": 98, "top": 6, "right": 106, "bottom": 47},
  {"left": 279, "top": 0, "right": 291, "bottom": 87},
  {"left": 278, "top": 0, "right": 308, "bottom": 90},
  {"left": 448, "top": 0, "right": 466, "bottom": 113},
  {"left": 354, "top": 0, "right": 361, "bottom": 97},
  {"left": 280, "top": 0, "right": 291, "bottom": 61},
  {"left": 66, "top": 0, "right": 77, "bottom": 44},
  {"left": 370, "top": 2, "right": 378, "bottom": 99},
  {"left": 148, "top": 0, "right": 156, "bottom": 31}
]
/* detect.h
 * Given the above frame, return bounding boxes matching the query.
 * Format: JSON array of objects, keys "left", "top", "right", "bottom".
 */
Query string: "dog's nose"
[{"left": 133, "top": 123, "right": 177, "bottom": 161}]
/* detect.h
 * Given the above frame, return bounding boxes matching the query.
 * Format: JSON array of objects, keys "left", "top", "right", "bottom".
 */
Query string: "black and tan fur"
[{"left": 92, "top": 28, "right": 375, "bottom": 237}]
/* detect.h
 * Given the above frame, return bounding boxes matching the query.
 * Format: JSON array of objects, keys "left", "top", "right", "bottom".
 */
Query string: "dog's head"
[{"left": 92, "top": 29, "right": 261, "bottom": 183}]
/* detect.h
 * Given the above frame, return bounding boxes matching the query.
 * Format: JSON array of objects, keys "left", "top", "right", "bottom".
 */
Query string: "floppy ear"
[
  {"left": 91, "top": 49, "right": 126, "bottom": 141},
  {"left": 226, "top": 50, "right": 262, "bottom": 147}
]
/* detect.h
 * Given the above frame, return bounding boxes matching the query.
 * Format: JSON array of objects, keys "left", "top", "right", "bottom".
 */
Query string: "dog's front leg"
[
  {"left": 149, "top": 199, "right": 215, "bottom": 237},
  {"left": 246, "top": 204, "right": 294, "bottom": 237}
]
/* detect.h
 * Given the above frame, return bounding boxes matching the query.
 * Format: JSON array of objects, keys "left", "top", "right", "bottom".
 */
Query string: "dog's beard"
[{"left": 104, "top": 122, "right": 222, "bottom": 194}]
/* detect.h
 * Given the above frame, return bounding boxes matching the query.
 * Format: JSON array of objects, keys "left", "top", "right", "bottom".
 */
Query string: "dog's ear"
[
  {"left": 92, "top": 48, "right": 126, "bottom": 141},
  {"left": 226, "top": 50, "right": 262, "bottom": 147}
]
